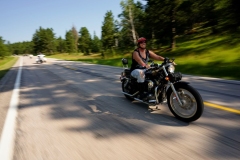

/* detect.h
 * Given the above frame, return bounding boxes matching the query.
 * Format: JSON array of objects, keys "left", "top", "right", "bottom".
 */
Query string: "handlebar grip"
[{"left": 164, "top": 57, "right": 168, "bottom": 62}]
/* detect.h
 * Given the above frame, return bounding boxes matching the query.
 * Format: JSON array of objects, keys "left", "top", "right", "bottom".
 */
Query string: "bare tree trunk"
[
  {"left": 171, "top": 25, "right": 176, "bottom": 49},
  {"left": 115, "top": 38, "right": 118, "bottom": 47},
  {"left": 171, "top": 9, "right": 176, "bottom": 50},
  {"left": 128, "top": 4, "right": 137, "bottom": 46},
  {"left": 72, "top": 26, "right": 79, "bottom": 52}
]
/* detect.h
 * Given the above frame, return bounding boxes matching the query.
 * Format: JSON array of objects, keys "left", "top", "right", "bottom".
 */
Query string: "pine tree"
[
  {"left": 91, "top": 32, "right": 102, "bottom": 53},
  {"left": 32, "top": 27, "right": 56, "bottom": 54},
  {"left": 0, "top": 37, "right": 9, "bottom": 58},
  {"left": 118, "top": 0, "right": 145, "bottom": 48},
  {"left": 101, "top": 11, "right": 115, "bottom": 49},
  {"left": 56, "top": 36, "right": 67, "bottom": 53},
  {"left": 65, "top": 30, "right": 75, "bottom": 53},
  {"left": 78, "top": 27, "right": 92, "bottom": 55}
]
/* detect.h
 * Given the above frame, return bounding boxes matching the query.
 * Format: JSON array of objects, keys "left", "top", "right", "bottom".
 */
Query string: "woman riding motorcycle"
[{"left": 130, "top": 37, "right": 165, "bottom": 100}]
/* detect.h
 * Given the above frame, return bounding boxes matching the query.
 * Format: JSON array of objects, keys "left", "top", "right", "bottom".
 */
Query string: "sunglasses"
[{"left": 139, "top": 41, "right": 146, "bottom": 44}]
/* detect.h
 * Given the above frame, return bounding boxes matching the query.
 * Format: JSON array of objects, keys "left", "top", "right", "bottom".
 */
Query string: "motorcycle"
[
  {"left": 120, "top": 57, "right": 204, "bottom": 122},
  {"left": 36, "top": 54, "right": 47, "bottom": 63}
]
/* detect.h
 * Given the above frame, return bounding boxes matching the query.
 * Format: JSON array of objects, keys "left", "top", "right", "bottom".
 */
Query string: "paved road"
[{"left": 0, "top": 56, "right": 240, "bottom": 160}]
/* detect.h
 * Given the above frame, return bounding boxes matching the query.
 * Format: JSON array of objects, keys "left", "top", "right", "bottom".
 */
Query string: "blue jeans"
[{"left": 131, "top": 69, "right": 146, "bottom": 83}]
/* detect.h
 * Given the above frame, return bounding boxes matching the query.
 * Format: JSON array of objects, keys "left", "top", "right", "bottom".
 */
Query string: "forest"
[{"left": 0, "top": 0, "right": 239, "bottom": 58}]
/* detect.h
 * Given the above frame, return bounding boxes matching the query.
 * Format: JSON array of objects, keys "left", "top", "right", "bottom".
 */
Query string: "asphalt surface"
[{"left": 0, "top": 56, "right": 240, "bottom": 160}]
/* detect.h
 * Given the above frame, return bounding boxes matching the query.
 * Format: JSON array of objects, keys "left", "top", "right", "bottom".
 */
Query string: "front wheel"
[{"left": 167, "top": 82, "right": 204, "bottom": 122}]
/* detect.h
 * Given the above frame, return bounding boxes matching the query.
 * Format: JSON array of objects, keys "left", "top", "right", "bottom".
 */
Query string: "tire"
[
  {"left": 122, "top": 80, "right": 134, "bottom": 101},
  {"left": 167, "top": 82, "right": 204, "bottom": 122}
]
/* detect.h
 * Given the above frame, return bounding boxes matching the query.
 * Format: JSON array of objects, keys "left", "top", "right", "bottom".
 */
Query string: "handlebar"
[
  {"left": 142, "top": 57, "right": 175, "bottom": 71},
  {"left": 149, "top": 57, "right": 175, "bottom": 67}
]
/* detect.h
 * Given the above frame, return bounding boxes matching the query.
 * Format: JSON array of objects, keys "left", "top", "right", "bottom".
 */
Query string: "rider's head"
[{"left": 137, "top": 37, "right": 146, "bottom": 49}]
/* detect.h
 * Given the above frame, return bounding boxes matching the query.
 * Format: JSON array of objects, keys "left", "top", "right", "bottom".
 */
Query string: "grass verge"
[{"left": 0, "top": 56, "right": 19, "bottom": 80}]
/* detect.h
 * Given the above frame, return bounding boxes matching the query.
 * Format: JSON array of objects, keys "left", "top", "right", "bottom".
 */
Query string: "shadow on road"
[{"left": 1, "top": 61, "right": 239, "bottom": 159}]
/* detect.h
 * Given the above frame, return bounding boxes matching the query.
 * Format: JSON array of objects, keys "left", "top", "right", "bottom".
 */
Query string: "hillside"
[{"left": 49, "top": 33, "right": 240, "bottom": 81}]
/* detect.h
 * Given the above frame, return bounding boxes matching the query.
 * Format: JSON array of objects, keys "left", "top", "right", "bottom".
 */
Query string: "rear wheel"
[
  {"left": 122, "top": 80, "right": 134, "bottom": 101},
  {"left": 167, "top": 83, "right": 204, "bottom": 122}
]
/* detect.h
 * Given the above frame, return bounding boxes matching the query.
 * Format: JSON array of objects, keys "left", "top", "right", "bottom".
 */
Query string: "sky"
[{"left": 0, "top": 0, "right": 146, "bottom": 43}]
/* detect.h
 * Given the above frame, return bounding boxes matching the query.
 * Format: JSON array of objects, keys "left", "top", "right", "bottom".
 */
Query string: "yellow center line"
[{"left": 204, "top": 102, "right": 240, "bottom": 114}]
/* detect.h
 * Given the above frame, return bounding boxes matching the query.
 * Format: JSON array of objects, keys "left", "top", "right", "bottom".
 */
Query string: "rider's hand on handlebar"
[{"left": 146, "top": 64, "right": 151, "bottom": 69}]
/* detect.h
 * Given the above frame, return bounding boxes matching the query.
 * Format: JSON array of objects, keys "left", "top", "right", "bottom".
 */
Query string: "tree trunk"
[
  {"left": 171, "top": 26, "right": 176, "bottom": 49},
  {"left": 171, "top": 9, "right": 176, "bottom": 50},
  {"left": 115, "top": 38, "right": 118, "bottom": 47},
  {"left": 128, "top": 4, "right": 137, "bottom": 46}
]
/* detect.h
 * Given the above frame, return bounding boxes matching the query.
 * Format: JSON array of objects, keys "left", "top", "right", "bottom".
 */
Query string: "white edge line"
[{"left": 0, "top": 57, "right": 22, "bottom": 160}]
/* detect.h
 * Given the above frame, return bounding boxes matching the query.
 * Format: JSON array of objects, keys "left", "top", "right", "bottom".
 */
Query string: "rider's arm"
[
  {"left": 149, "top": 50, "right": 165, "bottom": 61},
  {"left": 133, "top": 51, "right": 150, "bottom": 68}
]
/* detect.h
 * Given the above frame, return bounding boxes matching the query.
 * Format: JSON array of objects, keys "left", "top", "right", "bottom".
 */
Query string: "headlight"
[{"left": 168, "top": 64, "right": 175, "bottom": 73}]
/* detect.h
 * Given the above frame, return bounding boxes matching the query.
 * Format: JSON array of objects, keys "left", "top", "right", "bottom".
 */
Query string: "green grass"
[
  {"left": 49, "top": 34, "right": 240, "bottom": 81},
  {"left": 48, "top": 53, "right": 130, "bottom": 67},
  {"left": 159, "top": 35, "right": 240, "bottom": 80},
  {"left": 0, "top": 56, "right": 19, "bottom": 80}
]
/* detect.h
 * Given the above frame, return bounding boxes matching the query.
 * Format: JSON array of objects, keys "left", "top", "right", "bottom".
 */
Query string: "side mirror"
[
  {"left": 164, "top": 57, "right": 169, "bottom": 63},
  {"left": 122, "top": 58, "right": 128, "bottom": 65},
  {"left": 122, "top": 58, "right": 128, "bottom": 69}
]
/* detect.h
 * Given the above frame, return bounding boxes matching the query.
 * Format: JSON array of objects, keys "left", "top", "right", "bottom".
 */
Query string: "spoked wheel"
[
  {"left": 122, "top": 80, "right": 134, "bottom": 101},
  {"left": 167, "top": 83, "right": 204, "bottom": 122}
]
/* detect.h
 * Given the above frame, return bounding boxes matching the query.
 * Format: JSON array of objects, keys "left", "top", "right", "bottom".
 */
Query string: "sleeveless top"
[{"left": 130, "top": 48, "right": 150, "bottom": 71}]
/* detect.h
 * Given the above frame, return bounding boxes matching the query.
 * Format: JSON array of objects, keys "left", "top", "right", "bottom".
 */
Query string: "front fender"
[
  {"left": 166, "top": 81, "right": 189, "bottom": 93},
  {"left": 172, "top": 81, "right": 189, "bottom": 87}
]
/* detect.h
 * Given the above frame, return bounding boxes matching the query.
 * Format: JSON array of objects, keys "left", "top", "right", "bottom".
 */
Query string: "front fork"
[
  {"left": 170, "top": 83, "right": 183, "bottom": 106},
  {"left": 162, "top": 66, "right": 183, "bottom": 107}
]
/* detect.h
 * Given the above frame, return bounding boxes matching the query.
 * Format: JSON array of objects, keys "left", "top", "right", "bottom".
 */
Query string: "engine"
[{"left": 147, "top": 80, "right": 154, "bottom": 91}]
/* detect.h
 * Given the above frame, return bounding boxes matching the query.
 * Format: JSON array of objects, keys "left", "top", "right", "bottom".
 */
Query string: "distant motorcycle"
[
  {"left": 120, "top": 58, "right": 204, "bottom": 122},
  {"left": 36, "top": 54, "right": 47, "bottom": 63}
]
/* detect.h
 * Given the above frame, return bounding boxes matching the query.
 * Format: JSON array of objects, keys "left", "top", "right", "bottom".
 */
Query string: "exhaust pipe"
[
  {"left": 122, "top": 91, "right": 157, "bottom": 105},
  {"left": 133, "top": 98, "right": 156, "bottom": 105},
  {"left": 122, "top": 91, "right": 138, "bottom": 97}
]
